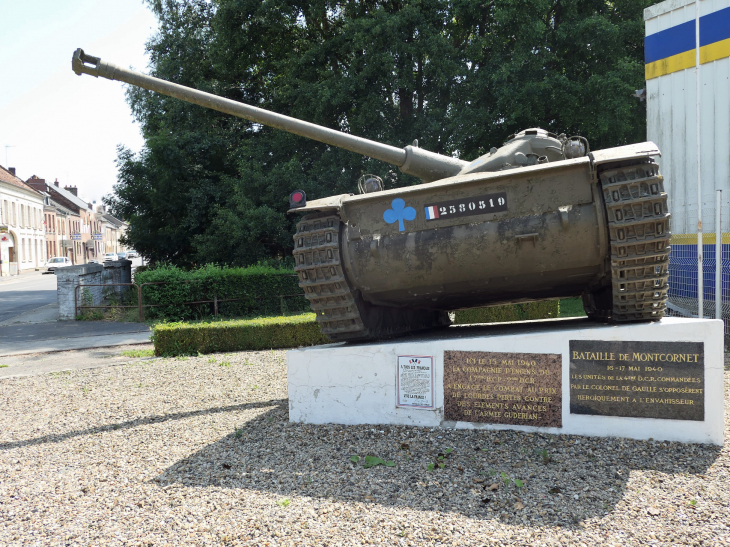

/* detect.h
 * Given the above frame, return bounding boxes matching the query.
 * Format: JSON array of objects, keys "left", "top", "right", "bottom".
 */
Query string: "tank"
[{"left": 72, "top": 48, "right": 671, "bottom": 341}]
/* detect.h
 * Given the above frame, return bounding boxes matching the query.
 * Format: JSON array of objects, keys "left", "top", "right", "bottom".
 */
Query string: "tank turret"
[{"left": 72, "top": 48, "right": 671, "bottom": 341}]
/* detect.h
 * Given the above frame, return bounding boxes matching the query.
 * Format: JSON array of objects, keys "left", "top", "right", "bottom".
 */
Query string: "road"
[
  {"left": 0, "top": 272, "right": 57, "bottom": 323},
  {"left": 0, "top": 259, "right": 152, "bottom": 356},
  {"left": 0, "top": 258, "right": 146, "bottom": 324},
  {"left": 0, "top": 321, "right": 152, "bottom": 357}
]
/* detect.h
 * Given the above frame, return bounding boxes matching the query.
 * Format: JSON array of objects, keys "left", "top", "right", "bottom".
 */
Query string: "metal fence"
[
  {"left": 667, "top": 191, "right": 728, "bottom": 335},
  {"left": 75, "top": 281, "right": 307, "bottom": 321}
]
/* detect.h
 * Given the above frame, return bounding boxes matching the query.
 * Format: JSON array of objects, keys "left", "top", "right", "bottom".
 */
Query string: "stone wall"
[
  {"left": 56, "top": 260, "right": 133, "bottom": 320},
  {"left": 102, "top": 260, "right": 133, "bottom": 298},
  {"left": 56, "top": 264, "right": 104, "bottom": 320}
]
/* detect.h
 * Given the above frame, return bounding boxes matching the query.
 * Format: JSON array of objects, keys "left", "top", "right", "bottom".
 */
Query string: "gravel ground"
[{"left": 1, "top": 350, "right": 729, "bottom": 546}]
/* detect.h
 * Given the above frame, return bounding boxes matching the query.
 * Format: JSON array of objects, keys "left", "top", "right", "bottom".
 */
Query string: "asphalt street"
[
  {"left": 0, "top": 259, "right": 152, "bottom": 356},
  {"left": 0, "top": 272, "right": 57, "bottom": 322},
  {"left": 0, "top": 321, "right": 152, "bottom": 357}
]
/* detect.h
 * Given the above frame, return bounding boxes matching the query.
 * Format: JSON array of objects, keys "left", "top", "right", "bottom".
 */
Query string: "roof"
[
  {"left": 645, "top": 0, "right": 693, "bottom": 21},
  {"left": 0, "top": 166, "right": 42, "bottom": 198},
  {"left": 51, "top": 184, "right": 91, "bottom": 211},
  {"left": 49, "top": 198, "right": 76, "bottom": 217},
  {"left": 25, "top": 176, "right": 91, "bottom": 212},
  {"left": 103, "top": 213, "right": 127, "bottom": 228}
]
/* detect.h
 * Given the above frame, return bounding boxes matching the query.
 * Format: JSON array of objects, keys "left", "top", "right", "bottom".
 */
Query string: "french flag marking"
[{"left": 425, "top": 205, "right": 439, "bottom": 220}]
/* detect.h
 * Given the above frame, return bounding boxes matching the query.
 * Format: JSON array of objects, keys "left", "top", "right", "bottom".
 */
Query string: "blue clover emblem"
[{"left": 383, "top": 198, "right": 416, "bottom": 232}]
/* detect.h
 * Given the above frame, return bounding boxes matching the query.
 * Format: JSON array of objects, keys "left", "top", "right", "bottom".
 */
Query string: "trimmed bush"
[
  {"left": 153, "top": 313, "right": 329, "bottom": 356},
  {"left": 135, "top": 264, "right": 308, "bottom": 321},
  {"left": 452, "top": 300, "right": 559, "bottom": 325}
]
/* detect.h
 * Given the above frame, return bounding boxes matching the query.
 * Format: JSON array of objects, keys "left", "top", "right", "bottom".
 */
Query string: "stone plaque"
[
  {"left": 444, "top": 351, "right": 562, "bottom": 427},
  {"left": 569, "top": 340, "right": 704, "bottom": 421}
]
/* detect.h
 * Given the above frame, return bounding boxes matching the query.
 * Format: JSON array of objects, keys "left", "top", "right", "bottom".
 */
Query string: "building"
[
  {"left": 0, "top": 166, "right": 46, "bottom": 276},
  {"left": 26, "top": 177, "right": 95, "bottom": 265},
  {"left": 42, "top": 196, "right": 76, "bottom": 260},
  {"left": 0, "top": 166, "right": 46, "bottom": 275},
  {"left": 101, "top": 210, "right": 127, "bottom": 254},
  {"left": 644, "top": 0, "right": 730, "bottom": 320}
]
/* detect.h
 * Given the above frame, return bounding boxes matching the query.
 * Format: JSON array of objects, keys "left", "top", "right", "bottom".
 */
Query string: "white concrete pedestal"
[{"left": 287, "top": 317, "right": 724, "bottom": 445}]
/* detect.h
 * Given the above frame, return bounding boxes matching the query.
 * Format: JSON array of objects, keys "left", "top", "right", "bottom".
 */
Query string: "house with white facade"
[{"left": 0, "top": 166, "right": 46, "bottom": 276}]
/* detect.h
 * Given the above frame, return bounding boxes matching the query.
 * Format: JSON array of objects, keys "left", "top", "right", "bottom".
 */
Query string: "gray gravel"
[{"left": 1, "top": 350, "right": 729, "bottom": 546}]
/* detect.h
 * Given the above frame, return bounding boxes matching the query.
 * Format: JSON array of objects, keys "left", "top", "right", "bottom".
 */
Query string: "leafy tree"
[{"left": 107, "top": 0, "right": 653, "bottom": 267}]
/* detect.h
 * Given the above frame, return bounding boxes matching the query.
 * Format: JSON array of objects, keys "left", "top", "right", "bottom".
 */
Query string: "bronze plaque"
[
  {"left": 444, "top": 351, "right": 562, "bottom": 427},
  {"left": 569, "top": 340, "right": 704, "bottom": 421}
]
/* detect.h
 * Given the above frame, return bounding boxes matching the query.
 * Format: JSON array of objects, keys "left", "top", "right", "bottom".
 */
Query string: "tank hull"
[
  {"left": 293, "top": 155, "right": 670, "bottom": 341},
  {"left": 339, "top": 157, "right": 607, "bottom": 309}
]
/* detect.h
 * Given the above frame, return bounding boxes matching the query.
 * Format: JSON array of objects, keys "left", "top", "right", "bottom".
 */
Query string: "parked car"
[
  {"left": 117, "top": 251, "right": 128, "bottom": 259},
  {"left": 126, "top": 250, "right": 138, "bottom": 258},
  {"left": 103, "top": 253, "right": 118, "bottom": 262},
  {"left": 44, "top": 256, "right": 73, "bottom": 273},
  {"left": 88, "top": 259, "right": 100, "bottom": 264}
]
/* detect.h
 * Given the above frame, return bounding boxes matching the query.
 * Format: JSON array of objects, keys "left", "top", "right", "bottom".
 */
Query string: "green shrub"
[
  {"left": 135, "top": 264, "right": 308, "bottom": 321},
  {"left": 153, "top": 313, "right": 329, "bottom": 356},
  {"left": 452, "top": 300, "right": 559, "bottom": 325}
]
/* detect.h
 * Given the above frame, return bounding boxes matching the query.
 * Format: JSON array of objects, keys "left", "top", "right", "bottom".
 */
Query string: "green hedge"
[
  {"left": 135, "top": 264, "right": 308, "bottom": 321},
  {"left": 153, "top": 313, "right": 329, "bottom": 356},
  {"left": 152, "top": 298, "right": 584, "bottom": 355},
  {"left": 452, "top": 300, "right": 559, "bottom": 325},
  {"left": 558, "top": 297, "right": 587, "bottom": 318}
]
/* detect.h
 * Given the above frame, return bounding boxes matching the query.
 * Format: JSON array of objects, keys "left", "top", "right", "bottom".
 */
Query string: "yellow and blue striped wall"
[{"left": 645, "top": 5, "right": 730, "bottom": 79}]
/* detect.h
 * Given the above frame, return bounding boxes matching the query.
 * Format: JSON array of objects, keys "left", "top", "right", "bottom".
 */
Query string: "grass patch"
[
  {"left": 452, "top": 300, "right": 558, "bottom": 324},
  {"left": 558, "top": 297, "right": 586, "bottom": 318},
  {"left": 153, "top": 313, "right": 328, "bottom": 356},
  {"left": 452, "top": 298, "right": 586, "bottom": 324},
  {"left": 120, "top": 349, "right": 155, "bottom": 358},
  {"left": 0, "top": 364, "right": 8, "bottom": 368}
]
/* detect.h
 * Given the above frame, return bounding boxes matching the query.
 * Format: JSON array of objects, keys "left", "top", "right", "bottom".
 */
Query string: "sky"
[{"left": 0, "top": 0, "right": 158, "bottom": 205}]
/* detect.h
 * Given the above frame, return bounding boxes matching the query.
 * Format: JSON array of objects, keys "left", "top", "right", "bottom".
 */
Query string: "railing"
[{"left": 74, "top": 281, "right": 307, "bottom": 321}]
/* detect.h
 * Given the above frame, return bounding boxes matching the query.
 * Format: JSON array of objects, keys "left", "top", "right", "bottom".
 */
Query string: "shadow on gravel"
[
  {"left": 156, "top": 401, "right": 723, "bottom": 528},
  {"left": 0, "top": 399, "right": 287, "bottom": 452}
]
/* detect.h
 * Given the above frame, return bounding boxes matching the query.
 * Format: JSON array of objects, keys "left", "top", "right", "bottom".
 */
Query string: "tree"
[{"left": 107, "top": 0, "right": 653, "bottom": 267}]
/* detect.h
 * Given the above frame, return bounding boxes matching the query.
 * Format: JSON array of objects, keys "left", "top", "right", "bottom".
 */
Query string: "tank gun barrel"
[{"left": 72, "top": 48, "right": 466, "bottom": 181}]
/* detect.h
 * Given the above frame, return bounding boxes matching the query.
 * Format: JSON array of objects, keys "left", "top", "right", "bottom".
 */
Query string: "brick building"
[{"left": 26, "top": 177, "right": 95, "bottom": 265}]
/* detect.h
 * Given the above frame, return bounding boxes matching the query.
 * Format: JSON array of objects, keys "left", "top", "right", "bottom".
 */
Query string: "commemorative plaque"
[
  {"left": 396, "top": 355, "right": 434, "bottom": 409},
  {"left": 569, "top": 340, "right": 704, "bottom": 421},
  {"left": 444, "top": 351, "right": 562, "bottom": 427}
]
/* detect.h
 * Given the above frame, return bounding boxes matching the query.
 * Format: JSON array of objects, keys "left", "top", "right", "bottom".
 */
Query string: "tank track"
[
  {"left": 292, "top": 213, "right": 369, "bottom": 341},
  {"left": 293, "top": 212, "right": 450, "bottom": 342},
  {"left": 584, "top": 160, "right": 671, "bottom": 321}
]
